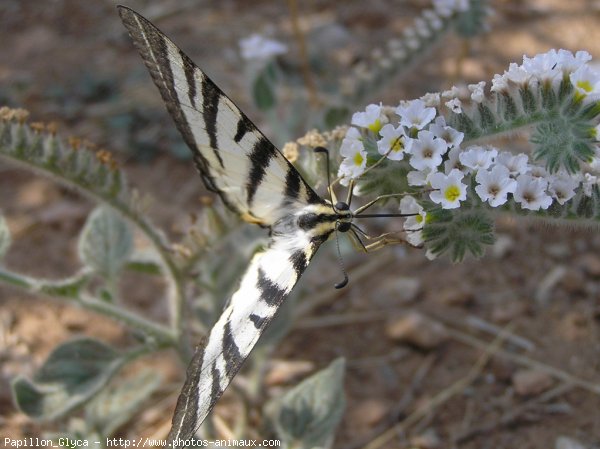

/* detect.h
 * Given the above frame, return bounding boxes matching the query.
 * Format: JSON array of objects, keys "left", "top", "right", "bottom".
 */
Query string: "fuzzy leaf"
[
  {"left": 423, "top": 206, "right": 495, "bottom": 262},
  {"left": 0, "top": 214, "right": 11, "bottom": 260},
  {"left": 267, "top": 358, "right": 346, "bottom": 449},
  {"left": 86, "top": 370, "right": 162, "bottom": 437},
  {"left": 11, "top": 338, "right": 126, "bottom": 420},
  {"left": 78, "top": 207, "right": 133, "bottom": 278}
]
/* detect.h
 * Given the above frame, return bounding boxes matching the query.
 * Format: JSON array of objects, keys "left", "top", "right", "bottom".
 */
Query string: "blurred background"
[{"left": 1, "top": 1, "right": 600, "bottom": 448}]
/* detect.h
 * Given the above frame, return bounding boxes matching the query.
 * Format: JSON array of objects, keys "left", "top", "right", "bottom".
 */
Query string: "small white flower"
[
  {"left": 400, "top": 196, "right": 426, "bottom": 230},
  {"left": 420, "top": 92, "right": 441, "bottom": 107},
  {"left": 570, "top": 65, "right": 600, "bottom": 101},
  {"left": 459, "top": 146, "right": 498, "bottom": 171},
  {"left": 444, "top": 146, "right": 466, "bottom": 174},
  {"left": 491, "top": 73, "right": 509, "bottom": 93},
  {"left": 338, "top": 128, "right": 367, "bottom": 185},
  {"left": 415, "top": 18, "right": 431, "bottom": 38},
  {"left": 351, "top": 103, "right": 386, "bottom": 133},
  {"left": 583, "top": 173, "right": 599, "bottom": 197},
  {"left": 407, "top": 168, "right": 434, "bottom": 186},
  {"left": 429, "top": 116, "right": 464, "bottom": 148},
  {"left": 377, "top": 124, "right": 413, "bottom": 161},
  {"left": 406, "top": 37, "right": 420, "bottom": 50},
  {"left": 400, "top": 196, "right": 427, "bottom": 246},
  {"left": 429, "top": 169, "right": 468, "bottom": 209},
  {"left": 441, "top": 85, "right": 461, "bottom": 99},
  {"left": 423, "top": 10, "right": 443, "bottom": 30},
  {"left": 556, "top": 49, "right": 592, "bottom": 74},
  {"left": 445, "top": 98, "right": 462, "bottom": 113},
  {"left": 396, "top": 99, "right": 437, "bottom": 130},
  {"left": 433, "top": 0, "right": 469, "bottom": 17},
  {"left": 475, "top": 165, "right": 517, "bottom": 207},
  {"left": 523, "top": 49, "right": 561, "bottom": 81},
  {"left": 548, "top": 173, "right": 579, "bottom": 205},
  {"left": 504, "top": 62, "right": 532, "bottom": 85},
  {"left": 589, "top": 154, "right": 600, "bottom": 172},
  {"left": 529, "top": 165, "right": 550, "bottom": 179},
  {"left": 496, "top": 151, "right": 530, "bottom": 176},
  {"left": 409, "top": 130, "right": 448, "bottom": 171},
  {"left": 240, "top": 34, "right": 287, "bottom": 61},
  {"left": 514, "top": 174, "right": 553, "bottom": 210},
  {"left": 594, "top": 123, "right": 600, "bottom": 141},
  {"left": 468, "top": 81, "right": 486, "bottom": 103}
]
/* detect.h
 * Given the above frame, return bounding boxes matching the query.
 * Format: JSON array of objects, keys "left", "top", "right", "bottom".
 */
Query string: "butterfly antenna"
[
  {"left": 314, "top": 147, "right": 348, "bottom": 288},
  {"left": 314, "top": 146, "right": 337, "bottom": 210},
  {"left": 333, "top": 228, "right": 349, "bottom": 289}
]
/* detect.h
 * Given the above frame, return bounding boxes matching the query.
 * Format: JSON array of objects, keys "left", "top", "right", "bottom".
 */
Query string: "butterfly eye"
[
  {"left": 337, "top": 221, "right": 351, "bottom": 233},
  {"left": 335, "top": 201, "right": 350, "bottom": 211}
]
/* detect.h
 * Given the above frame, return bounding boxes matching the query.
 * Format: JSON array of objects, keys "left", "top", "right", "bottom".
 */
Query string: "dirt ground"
[{"left": 1, "top": 1, "right": 600, "bottom": 448}]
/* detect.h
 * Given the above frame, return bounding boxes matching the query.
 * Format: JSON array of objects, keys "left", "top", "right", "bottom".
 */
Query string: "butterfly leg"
[{"left": 349, "top": 224, "right": 411, "bottom": 253}]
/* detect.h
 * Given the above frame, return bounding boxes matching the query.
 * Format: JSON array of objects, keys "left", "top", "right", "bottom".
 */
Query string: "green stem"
[{"left": 0, "top": 267, "right": 176, "bottom": 346}]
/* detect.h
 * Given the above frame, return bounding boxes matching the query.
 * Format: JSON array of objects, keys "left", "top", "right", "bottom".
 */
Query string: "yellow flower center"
[
  {"left": 577, "top": 80, "right": 593, "bottom": 93},
  {"left": 444, "top": 185, "right": 461, "bottom": 202},
  {"left": 391, "top": 137, "right": 404, "bottom": 153},
  {"left": 353, "top": 152, "right": 364, "bottom": 166},
  {"left": 368, "top": 119, "right": 382, "bottom": 134},
  {"left": 416, "top": 215, "right": 423, "bottom": 224}
]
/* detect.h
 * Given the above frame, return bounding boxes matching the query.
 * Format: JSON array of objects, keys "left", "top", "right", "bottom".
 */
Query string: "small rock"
[
  {"left": 491, "top": 300, "right": 527, "bottom": 324},
  {"left": 434, "top": 287, "right": 473, "bottom": 307},
  {"left": 386, "top": 312, "right": 448, "bottom": 350},
  {"left": 348, "top": 399, "right": 388, "bottom": 427},
  {"left": 560, "top": 268, "right": 587, "bottom": 295},
  {"left": 264, "top": 360, "right": 315, "bottom": 386},
  {"left": 512, "top": 369, "right": 554, "bottom": 396},
  {"left": 374, "top": 277, "right": 421, "bottom": 307},
  {"left": 555, "top": 436, "right": 587, "bottom": 449},
  {"left": 578, "top": 253, "right": 600, "bottom": 278},
  {"left": 410, "top": 429, "right": 441, "bottom": 449},
  {"left": 561, "top": 311, "right": 589, "bottom": 341}
]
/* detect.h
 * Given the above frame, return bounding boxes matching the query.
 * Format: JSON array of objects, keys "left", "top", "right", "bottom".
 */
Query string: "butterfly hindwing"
[
  {"left": 117, "top": 6, "right": 322, "bottom": 226},
  {"left": 168, "top": 231, "right": 329, "bottom": 441}
]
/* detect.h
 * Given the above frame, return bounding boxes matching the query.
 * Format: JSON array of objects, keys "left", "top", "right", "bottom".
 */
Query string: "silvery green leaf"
[
  {"left": 0, "top": 214, "right": 11, "bottom": 260},
  {"left": 78, "top": 207, "right": 133, "bottom": 278},
  {"left": 11, "top": 338, "right": 127, "bottom": 420},
  {"left": 86, "top": 370, "right": 162, "bottom": 437},
  {"left": 267, "top": 358, "right": 346, "bottom": 449}
]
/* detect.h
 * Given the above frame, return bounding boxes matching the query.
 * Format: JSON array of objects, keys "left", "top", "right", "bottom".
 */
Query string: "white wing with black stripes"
[
  {"left": 118, "top": 6, "right": 337, "bottom": 443},
  {"left": 118, "top": 6, "right": 322, "bottom": 226}
]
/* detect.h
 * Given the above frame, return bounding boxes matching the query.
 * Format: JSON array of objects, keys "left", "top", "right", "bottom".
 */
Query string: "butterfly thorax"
[{"left": 281, "top": 203, "right": 352, "bottom": 237}]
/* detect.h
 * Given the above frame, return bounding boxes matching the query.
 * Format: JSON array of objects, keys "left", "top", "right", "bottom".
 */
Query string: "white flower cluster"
[
  {"left": 491, "top": 49, "right": 600, "bottom": 103},
  {"left": 337, "top": 49, "right": 600, "bottom": 247},
  {"left": 239, "top": 34, "right": 288, "bottom": 62}
]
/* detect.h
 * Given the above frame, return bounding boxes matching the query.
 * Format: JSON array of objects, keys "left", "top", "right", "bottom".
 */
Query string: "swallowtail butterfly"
[{"left": 118, "top": 6, "right": 405, "bottom": 442}]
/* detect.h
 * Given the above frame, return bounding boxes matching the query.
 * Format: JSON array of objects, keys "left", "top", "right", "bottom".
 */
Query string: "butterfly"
[{"left": 118, "top": 6, "right": 409, "bottom": 443}]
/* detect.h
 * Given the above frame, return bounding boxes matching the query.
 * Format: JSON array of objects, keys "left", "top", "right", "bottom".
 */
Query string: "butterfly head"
[{"left": 333, "top": 201, "right": 352, "bottom": 233}]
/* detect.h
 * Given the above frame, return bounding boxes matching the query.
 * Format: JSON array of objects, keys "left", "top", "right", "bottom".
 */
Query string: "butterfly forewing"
[
  {"left": 118, "top": 6, "right": 322, "bottom": 226},
  {"left": 117, "top": 5, "right": 336, "bottom": 442}
]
